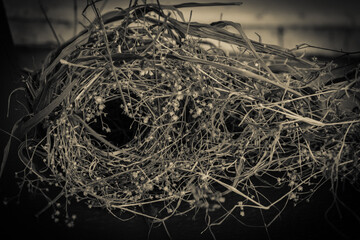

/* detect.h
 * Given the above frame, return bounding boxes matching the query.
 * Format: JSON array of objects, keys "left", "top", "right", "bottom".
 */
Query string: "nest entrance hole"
[{"left": 89, "top": 98, "right": 143, "bottom": 147}]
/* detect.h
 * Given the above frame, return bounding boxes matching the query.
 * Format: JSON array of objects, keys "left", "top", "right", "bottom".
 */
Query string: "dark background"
[{"left": 1, "top": 1, "right": 360, "bottom": 240}]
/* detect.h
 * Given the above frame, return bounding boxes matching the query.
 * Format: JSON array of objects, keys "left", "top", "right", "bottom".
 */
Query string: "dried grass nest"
[{"left": 3, "top": 1, "right": 360, "bottom": 229}]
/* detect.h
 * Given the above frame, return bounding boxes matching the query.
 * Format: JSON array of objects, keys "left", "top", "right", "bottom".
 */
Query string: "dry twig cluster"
[{"left": 3, "top": 1, "right": 360, "bottom": 231}]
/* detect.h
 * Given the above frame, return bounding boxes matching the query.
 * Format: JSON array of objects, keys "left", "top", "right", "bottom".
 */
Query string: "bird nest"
[{"left": 3, "top": 1, "right": 360, "bottom": 229}]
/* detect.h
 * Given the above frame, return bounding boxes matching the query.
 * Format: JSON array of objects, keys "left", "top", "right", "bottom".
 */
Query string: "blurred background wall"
[{"left": 2, "top": 0, "right": 360, "bottom": 68}]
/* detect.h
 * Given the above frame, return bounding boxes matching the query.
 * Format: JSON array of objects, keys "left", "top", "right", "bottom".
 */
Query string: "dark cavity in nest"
[{"left": 89, "top": 98, "right": 146, "bottom": 147}]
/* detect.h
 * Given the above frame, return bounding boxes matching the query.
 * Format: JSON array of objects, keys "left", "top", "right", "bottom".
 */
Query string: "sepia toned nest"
[{"left": 3, "top": 1, "right": 360, "bottom": 229}]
